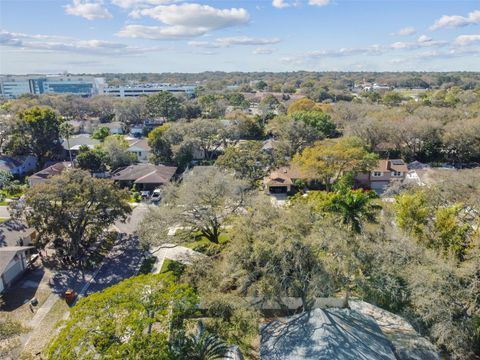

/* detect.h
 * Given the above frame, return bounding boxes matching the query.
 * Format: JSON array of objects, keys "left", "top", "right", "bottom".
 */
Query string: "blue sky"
[{"left": 1, "top": 0, "right": 479, "bottom": 73}]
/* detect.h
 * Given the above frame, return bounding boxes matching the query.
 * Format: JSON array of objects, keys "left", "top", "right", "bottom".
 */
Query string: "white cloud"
[
  {"left": 110, "top": 0, "right": 179, "bottom": 9},
  {"left": 253, "top": 48, "right": 274, "bottom": 55},
  {"left": 117, "top": 25, "right": 207, "bottom": 39},
  {"left": 272, "top": 0, "right": 290, "bottom": 9},
  {"left": 417, "top": 35, "right": 432, "bottom": 43},
  {"left": 390, "top": 36, "right": 447, "bottom": 50},
  {"left": 430, "top": 10, "right": 480, "bottom": 31},
  {"left": 119, "top": 3, "right": 249, "bottom": 39},
  {"left": 454, "top": 34, "right": 480, "bottom": 46},
  {"left": 0, "top": 30, "right": 159, "bottom": 56},
  {"left": 392, "top": 26, "right": 417, "bottom": 36},
  {"left": 64, "top": 0, "right": 112, "bottom": 20},
  {"left": 132, "top": 4, "right": 249, "bottom": 27},
  {"left": 308, "top": 0, "right": 331, "bottom": 6},
  {"left": 189, "top": 36, "right": 280, "bottom": 48}
]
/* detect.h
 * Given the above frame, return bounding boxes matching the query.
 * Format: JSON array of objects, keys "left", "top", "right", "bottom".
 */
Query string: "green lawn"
[
  {"left": 160, "top": 259, "right": 185, "bottom": 278},
  {"left": 184, "top": 233, "right": 229, "bottom": 256}
]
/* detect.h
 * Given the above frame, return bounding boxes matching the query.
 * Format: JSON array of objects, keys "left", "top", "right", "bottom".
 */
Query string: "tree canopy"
[
  {"left": 6, "top": 106, "right": 62, "bottom": 166},
  {"left": 20, "top": 169, "right": 131, "bottom": 261},
  {"left": 139, "top": 166, "right": 248, "bottom": 245},
  {"left": 293, "top": 136, "right": 378, "bottom": 190},
  {"left": 46, "top": 273, "right": 199, "bottom": 360}
]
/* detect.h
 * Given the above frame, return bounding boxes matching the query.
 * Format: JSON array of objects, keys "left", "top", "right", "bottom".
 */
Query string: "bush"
[
  {"left": 131, "top": 191, "right": 142, "bottom": 203},
  {"left": 139, "top": 256, "right": 156, "bottom": 274}
]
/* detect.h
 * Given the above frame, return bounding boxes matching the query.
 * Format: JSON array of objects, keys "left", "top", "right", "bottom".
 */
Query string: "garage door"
[
  {"left": 3, "top": 260, "right": 23, "bottom": 285},
  {"left": 371, "top": 181, "right": 389, "bottom": 193},
  {"left": 269, "top": 186, "right": 288, "bottom": 194}
]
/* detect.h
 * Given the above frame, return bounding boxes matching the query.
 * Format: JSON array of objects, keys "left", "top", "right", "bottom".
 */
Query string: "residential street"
[
  {"left": 44, "top": 205, "right": 149, "bottom": 297},
  {"left": 83, "top": 234, "right": 143, "bottom": 295}
]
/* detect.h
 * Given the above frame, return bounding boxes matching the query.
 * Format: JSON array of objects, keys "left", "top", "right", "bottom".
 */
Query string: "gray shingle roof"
[
  {"left": 112, "top": 164, "right": 177, "bottom": 185},
  {"left": 261, "top": 308, "right": 397, "bottom": 360},
  {"left": 0, "top": 246, "right": 34, "bottom": 276}
]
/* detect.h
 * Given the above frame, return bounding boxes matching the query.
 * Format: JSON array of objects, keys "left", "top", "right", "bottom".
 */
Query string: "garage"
[
  {"left": 0, "top": 246, "right": 34, "bottom": 293},
  {"left": 269, "top": 186, "right": 288, "bottom": 194},
  {"left": 370, "top": 181, "right": 389, "bottom": 194}
]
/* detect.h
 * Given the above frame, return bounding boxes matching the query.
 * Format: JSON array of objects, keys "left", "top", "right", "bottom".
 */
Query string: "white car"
[{"left": 151, "top": 189, "right": 162, "bottom": 203}]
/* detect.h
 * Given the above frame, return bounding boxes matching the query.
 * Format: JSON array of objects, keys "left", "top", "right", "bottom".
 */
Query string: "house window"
[
  {"left": 392, "top": 171, "right": 403, "bottom": 177},
  {"left": 372, "top": 171, "right": 383, "bottom": 177}
]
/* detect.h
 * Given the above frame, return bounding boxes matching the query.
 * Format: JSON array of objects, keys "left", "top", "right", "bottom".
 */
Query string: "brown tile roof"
[
  {"left": 112, "top": 164, "right": 177, "bottom": 185},
  {"left": 264, "top": 166, "right": 303, "bottom": 186},
  {"left": 29, "top": 162, "right": 71, "bottom": 180},
  {"left": 373, "top": 159, "right": 408, "bottom": 173}
]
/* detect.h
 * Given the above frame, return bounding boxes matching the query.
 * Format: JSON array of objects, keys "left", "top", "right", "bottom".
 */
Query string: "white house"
[
  {"left": 0, "top": 246, "right": 34, "bottom": 293},
  {"left": 0, "top": 155, "right": 37, "bottom": 176},
  {"left": 102, "top": 121, "right": 125, "bottom": 135},
  {"left": 126, "top": 138, "right": 151, "bottom": 162}
]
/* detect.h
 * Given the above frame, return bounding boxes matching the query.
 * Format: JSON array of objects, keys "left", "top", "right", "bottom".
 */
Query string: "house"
[
  {"left": 129, "top": 125, "right": 144, "bottom": 137},
  {"left": 0, "top": 246, "right": 35, "bottom": 293},
  {"left": 101, "top": 121, "right": 125, "bottom": 135},
  {"left": 0, "top": 155, "right": 37, "bottom": 176},
  {"left": 263, "top": 166, "right": 304, "bottom": 194},
  {"left": 126, "top": 138, "right": 151, "bottom": 162},
  {"left": 144, "top": 118, "right": 165, "bottom": 133},
  {"left": 261, "top": 308, "right": 397, "bottom": 360},
  {"left": 28, "top": 161, "right": 72, "bottom": 187},
  {"left": 62, "top": 134, "right": 100, "bottom": 157},
  {"left": 112, "top": 163, "right": 177, "bottom": 190},
  {"left": 260, "top": 301, "right": 439, "bottom": 360},
  {"left": 355, "top": 159, "right": 408, "bottom": 193}
]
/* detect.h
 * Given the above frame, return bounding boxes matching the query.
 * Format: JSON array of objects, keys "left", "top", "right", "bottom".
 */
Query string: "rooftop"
[
  {"left": 29, "top": 161, "right": 71, "bottom": 181},
  {"left": 373, "top": 159, "right": 408, "bottom": 173},
  {"left": 112, "top": 163, "right": 177, "bottom": 184},
  {"left": 264, "top": 166, "right": 304, "bottom": 186},
  {"left": 261, "top": 308, "right": 397, "bottom": 360},
  {"left": 0, "top": 155, "right": 30, "bottom": 171},
  {"left": 62, "top": 134, "right": 100, "bottom": 151},
  {"left": 0, "top": 246, "right": 35, "bottom": 275}
]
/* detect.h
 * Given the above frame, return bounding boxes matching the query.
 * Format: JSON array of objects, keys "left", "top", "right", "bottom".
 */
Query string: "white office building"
[
  {"left": 0, "top": 75, "right": 103, "bottom": 98},
  {"left": 103, "top": 84, "right": 196, "bottom": 98}
]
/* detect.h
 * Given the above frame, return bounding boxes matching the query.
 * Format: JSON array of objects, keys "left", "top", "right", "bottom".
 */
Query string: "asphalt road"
[
  {"left": 83, "top": 233, "right": 143, "bottom": 296},
  {"left": 83, "top": 205, "right": 151, "bottom": 295}
]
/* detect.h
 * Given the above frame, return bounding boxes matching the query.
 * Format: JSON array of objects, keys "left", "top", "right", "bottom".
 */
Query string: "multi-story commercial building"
[
  {"left": 0, "top": 75, "right": 103, "bottom": 98},
  {"left": 103, "top": 84, "right": 196, "bottom": 98}
]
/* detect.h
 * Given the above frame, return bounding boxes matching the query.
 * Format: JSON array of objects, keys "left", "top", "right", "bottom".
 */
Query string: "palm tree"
[
  {"left": 59, "top": 122, "right": 75, "bottom": 167},
  {"left": 182, "top": 321, "right": 230, "bottom": 360},
  {"left": 327, "top": 188, "right": 380, "bottom": 233}
]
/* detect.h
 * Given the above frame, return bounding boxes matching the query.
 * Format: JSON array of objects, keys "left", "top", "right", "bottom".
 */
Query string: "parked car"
[
  {"left": 140, "top": 191, "right": 151, "bottom": 200},
  {"left": 151, "top": 189, "right": 161, "bottom": 203}
]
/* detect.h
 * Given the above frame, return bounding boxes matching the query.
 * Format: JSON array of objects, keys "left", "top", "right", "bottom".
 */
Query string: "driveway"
[
  {"left": 0, "top": 205, "right": 10, "bottom": 219},
  {"left": 150, "top": 244, "right": 204, "bottom": 273},
  {"left": 114, "top": 203, "right": 150, "bottom": 235}
]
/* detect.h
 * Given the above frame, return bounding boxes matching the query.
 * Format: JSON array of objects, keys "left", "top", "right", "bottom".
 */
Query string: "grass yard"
[
  {"left": 184, "top": 233, "right": 229, "bottom": 256},
  {"left": 22, "top": 299, "right": 70, "bottom": 358},
  {"left": 160, "top": 259, "right": 186, "bottom": 278}
]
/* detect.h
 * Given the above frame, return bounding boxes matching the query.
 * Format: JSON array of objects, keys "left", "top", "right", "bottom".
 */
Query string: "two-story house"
[{"left": 355, "top": 159, "right": 407, "bottom": 193}]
